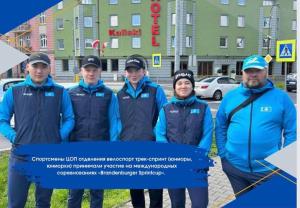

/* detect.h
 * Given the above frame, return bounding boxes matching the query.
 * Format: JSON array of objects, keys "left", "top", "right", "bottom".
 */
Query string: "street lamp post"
[
  {"left": 266, "top": 3, "right": 279, "bottom": 56},
  {"left": 65, "top": 19, "right": 78, "bottom": 81}
]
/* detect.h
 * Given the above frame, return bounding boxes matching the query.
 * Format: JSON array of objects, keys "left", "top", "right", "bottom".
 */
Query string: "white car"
[
  {"left": 0, "top": 78, "right": 25, "bottom": 102},
  {"left": 195, "top": 76, "right": 239, "bottom": 100}
]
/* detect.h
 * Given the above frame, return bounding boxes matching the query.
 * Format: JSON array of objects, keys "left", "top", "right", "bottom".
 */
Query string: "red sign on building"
[
  {"left": 108, "top": 29, "right": 142, "bottom": 36},
  {"left": 151, "top": 0, "right": 160, "bottom": 47}
]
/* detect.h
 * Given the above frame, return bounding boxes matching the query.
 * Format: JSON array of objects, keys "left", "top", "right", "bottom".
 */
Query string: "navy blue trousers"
[
  {"left": 130, "top": 189, "right": 163, "bottom": 208},
  {"left": 221, "top": 158, "right": 272, "bottom": 197},
  {"left": 8, "top": 153, "right": 53, "bottom": 208},
  {"left": 68, "top": 189, "right": 104, "bottom": 208}
]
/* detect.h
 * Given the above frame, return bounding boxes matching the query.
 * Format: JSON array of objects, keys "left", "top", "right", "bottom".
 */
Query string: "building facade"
[{"left": 53, "top": 0, "right": 296, "bottom": 81}]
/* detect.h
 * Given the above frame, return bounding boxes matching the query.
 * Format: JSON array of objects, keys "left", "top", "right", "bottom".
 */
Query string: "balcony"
[{"left": 12, "top": 24, "right": 31, "bottom": 33}]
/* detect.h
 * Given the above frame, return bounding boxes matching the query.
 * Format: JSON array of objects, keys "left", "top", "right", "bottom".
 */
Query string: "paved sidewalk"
[{"left": 118, "top": 157, "right": 235, "bottom": 208}]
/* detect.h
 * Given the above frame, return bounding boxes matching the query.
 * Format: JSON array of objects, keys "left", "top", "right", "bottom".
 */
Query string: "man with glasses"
[
  {"left": 0, "top": 52, "right": 74, "bottom": 208},
  {"left": 216, "top": 54, "right": 296, "bottom": 197}
]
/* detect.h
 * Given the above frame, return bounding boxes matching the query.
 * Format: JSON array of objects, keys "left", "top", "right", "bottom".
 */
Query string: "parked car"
[
  {"left": 0, "top": 78, "right": 25, "bottom": 102},
  {"left": 194, "top": 76, "right": 239, "bottom": 100},
  {"left": 286, "top": 73, "right": 297, "bottom": 92}
]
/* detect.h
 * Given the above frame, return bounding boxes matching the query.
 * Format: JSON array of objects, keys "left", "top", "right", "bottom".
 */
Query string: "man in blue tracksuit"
[
  {"left": 67, "top": 55, "right": 119, "bottom": 208},
  {"left": 117, "top": 55, "right": 167, "bottom": 208},
  {"left": 216, "top": 55, "right": 296, "bottom": 196},
  {"left": 0, "top": 52, "right": 75, "bottom": 208},
  {"left": 156, "top": 70, "right": 213, "bottom": 208}
]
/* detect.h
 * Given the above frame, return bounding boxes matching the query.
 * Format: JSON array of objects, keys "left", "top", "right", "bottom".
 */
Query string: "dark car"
[{"left": 286, "top": 73, "right": 297, "bottom": 92}]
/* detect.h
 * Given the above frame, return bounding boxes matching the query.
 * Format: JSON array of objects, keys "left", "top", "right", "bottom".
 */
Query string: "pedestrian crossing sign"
[
  {"left": 152, "top": 53, "right": 161, "bottom": 68},
  {"left": 276, "top": 39, "right": 296, "bottom": 62}
]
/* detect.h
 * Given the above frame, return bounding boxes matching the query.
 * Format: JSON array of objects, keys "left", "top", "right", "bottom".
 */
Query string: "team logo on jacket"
[
  {"left": 96, "top": 92, "right": 104, "bottom": 97},
  {"left": 141, "top": 93, "right": 149, "bottom": 98},
  {"left": 260, "top": 106, "right": 272, "bottom": 112},
  {"left": 122, "top": 96, "right": 130, "bottom": 99},
  {"left": 23, "top": 92, "right": 33, "bottom": 96},
  {"left": 45, "top": 92, "right": 54, "bottom": 97},
  {"left": 190, "top": 109, "right": 200, "bottom": 114},
  {"left": 170, "top": 110, "right": 179, "bottom": 113},
  {"left": 76, "top": 93, "right": 85, "bottom": 96}
]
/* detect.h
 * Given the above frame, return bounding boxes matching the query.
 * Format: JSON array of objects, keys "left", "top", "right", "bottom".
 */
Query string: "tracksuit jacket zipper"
[{"left": 248, "top": 101, "right": 254, "bottom": 172}]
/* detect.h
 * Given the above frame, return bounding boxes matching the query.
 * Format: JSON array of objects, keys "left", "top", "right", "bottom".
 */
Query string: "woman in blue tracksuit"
[{"left": 155, "top": 70, "right": 213, "bottom": 208}]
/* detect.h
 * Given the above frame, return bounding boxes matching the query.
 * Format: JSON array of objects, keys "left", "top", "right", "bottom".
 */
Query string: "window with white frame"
[
  {"left": 57, "top": 39, "right": 64, "bottom": 50},
  {"left": 132, "top": 14, "right": 141, "bottom": 26},
  {"left": 132, "top": 0, "right": 141, "bottom": 3},
  {"left": 85, "top": 39, "right": 93, "bottom": 48},
  {"left": 263, "top": 0, "right": 274, "bottom": 6},
  {"left": 219, "top": 36, "right": 228, "bottom": 48},
  {"left": 40, "top": 34, "right": 47, "bottom": 48},
  {"left": 263, "top": 17, "right": 270, "bottom": 28},
  {"left": 111, "top": 38, "right": 119, "bottom": 48},
  {"left": 82, "top": 0, "right": 92, "bottom": 4},
  {"left": 220, "top": 15, "right": 228, "bottom": 26},
  {"left": 56, "top": 18, "right": 64, "bottom": 30},
  {"left": 109, "top": 0, "right": 118, "bottom": 4},
  {"left": 293, "top": 1, "right": 297, "bottom": 10},
  {"left": 57, "top": 1, "right": 63, "bottom": 9},
  {"left": 237, "top": 16, "right": 245, "bottom": 27},
  {"left": 171, "top": 13, "right": 176, "bottom": 25},
  {"left": 220, "top": 0, "right": 229, "bottom": 4},
  {"left": 40, "top": 12, "right": 46, "bottom": 24},
  {"left": 263, "top": 38, "right": 269, "bottom": 48},
  {"left": 110, "top": 15, "right": 118, "bottom": 27},
  {"left": 171, "top": 36, "right": 175, "bottom": 48},
  {"left": 236, "top": 37, "right": 244, "bottom": 48},
  {"left": 292, "top": 20, "right": 297, "bottom": 30},
  {"left": 237, "top": 0, "right": 246, "bottom": 5},
  {"left": 132, "top": 37, "right": 141, "bottom": 48},
  {"left": 26, "top": 35, "right": 30, "bottom": 47},
  {"left": 186, "top": 36, "right": 192, "bottom": 48},
  {"left": 76, "top": 38, "right": 79, "bottom": 49},
  {"left": 84, "top": 17, "right": 93, "bottom": 27},
  {"left": 19, "top": 37, "right": 23, "bottom": 47},
  {"left": 186, "top": 13, "right": 192, "bottom": 24}
]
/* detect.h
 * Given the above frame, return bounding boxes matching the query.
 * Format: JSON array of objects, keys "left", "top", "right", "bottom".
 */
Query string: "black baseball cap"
[
  {"left": 82, "top": 55, "right": 102, "bottom": 68},
  {"left": 28, "top": 52, "right": 50, "bottom": 66},
  {"left": 125, "top": 56, "right": 145, "bottom": 70}
]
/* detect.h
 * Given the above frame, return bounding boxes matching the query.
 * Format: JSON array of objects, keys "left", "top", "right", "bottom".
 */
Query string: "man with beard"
[{"left": 215, "top": 54, "right": 296, "bottom": 197}]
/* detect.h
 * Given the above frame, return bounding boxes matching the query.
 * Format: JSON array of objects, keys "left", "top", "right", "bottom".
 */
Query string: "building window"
[
  {"left": 236, "top": 37, "right": 244, "bottom": 48},
  {"left": 171, "top": 36, "right": 175, "bottom": 48},
  {"left": 198, "top": 62, "right": 213, "bottom": 76},
  {"left": 40, "top": 12, "right": 46, "bottom": 24},
  {"left": 111, "top": 59, "right": 119, "bottom": 71},
  {"left": 56, "top": 18, "right": 64, "bottom": 30},
  {"left": 292, "top": 20, "right": 296, "bottom": 30},
  {"left": 219, "top": 37, "right": 228, "bottom": 48},
  {"left": 40, "top": 34, "right": 47, "bottom": 48},
  {"left": 237, "top": 16, "right": 245, "bottom": 27},
  {"left": 132, "top": 0, "right": 141, "bottom": 3},
  {"left": 57, "top": 1, "right": 63, "bottom": 9},
  {"left": 293, "top": 1, "right": 297, "bottom": 10},
  {"left": 220, "top": 0, "right": 229, "bottom": 4},
  {"left": 62, "top": 59, "right": 69, "bottom": 71},
  {"left": 26, "top": 35, "right": 30, "bottom": 47},
  {"left": 132, "top": 14, "right": 141, "bottom": 26},
  {"left": 186, "top": 36, "right": 192, "bottom": 48},
  {"left": 263, "top": 0, "right": 274, "bottom": 6},
  {"left": 75, "top": 17, "right": 79, "bottom": 29},
  {"left": 18, "top": 37, "right": 23, "bottom": 47},
  {"left": 237, "top": 0, "right": 246, "bottom": 5},
  {"left": 109, "top": 0, "right": 118, "bottom": 4},
  {"left": 263, "top": 38, "right": 269, "bottom": 48},
  {"left": 236, "top": 61, "right": 243, "bottom": 75},
  {"left": 85, "top": 39, "right": 93, "bottom": 48},
  {"left": 132, "top": 37, "right": 141, "bottom": 48},
  {"left": 57, "top": 39, "right": 64, "bottom": 50},
  {"left": 76, "top": 38, "right": 79, "bottom": 49},
  {"left": 220, "top": 15, "right": 228, "bottom": 26},
  {"left": 101, "top": 59, "right": 107, "bottom": 71},
  {"left": 110, "top": 15, "right": 118, "bottom": 27},
  {"left": 263, "top": 17, "right": 270, "bottom": 28},
  {"left": 82, "top": 0, "right": 92, "bottom": 4},
  {"left": 84, "top": 17, "right": 93, "bottom": 27},
  {"left": 186, "top": 13, "right": 192, "bottom": 25},
  {"left": 171, "top": 13, "right": 176, "bottom": 25},
  {"left": 111, "top": 38, "right": 119, "bottom": 48}
]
